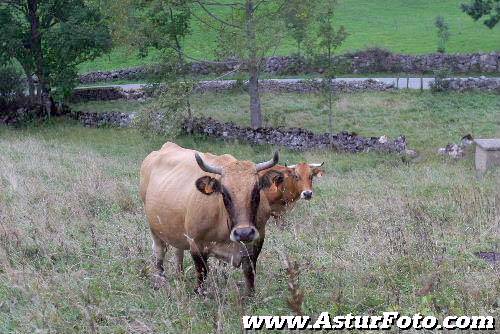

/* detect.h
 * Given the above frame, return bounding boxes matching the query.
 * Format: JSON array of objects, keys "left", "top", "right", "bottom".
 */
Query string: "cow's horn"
[
  {"left": 309, "top": 162, "right": 324, "bottom": 167},
  {"left": 287, "top": 164, "right": 296, "bottom": 169},
  {"left": 255, "top": 150, "right": 279, "bottom": 172},
  {"left": 195, "top": 153, "right": 223, "bottom": 175}
]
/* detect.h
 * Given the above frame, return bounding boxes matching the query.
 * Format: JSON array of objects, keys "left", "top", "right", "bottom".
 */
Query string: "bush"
[
  {"left": 0, "top": 65, "right": 24, "bottom": 106},
  {"left": 133, "top": 81, "right": 194, "bottom": 139},
  {"left": 430, "top": 68, "right": 452, "bottom": 92}
]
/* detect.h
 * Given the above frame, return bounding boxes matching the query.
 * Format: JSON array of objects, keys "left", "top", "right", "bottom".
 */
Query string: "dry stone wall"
[
  {"left": 79, "top": 50, "right": 500, "bottom": 84},
  {"left": 69, "top": 111, "right": 407, "bottom": 153},
  {"left": 72, "top": 79, "right": 394, "bottom": 102},
  {"left": 430, "top": 77, "right": 500, "bottom": 92}
]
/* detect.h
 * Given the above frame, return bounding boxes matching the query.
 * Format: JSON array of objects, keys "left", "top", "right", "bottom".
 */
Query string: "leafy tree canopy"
[
  {"left": 0, "top": 0, "right": 112, "bottom": 99},
  {"left": 461, "top": 0, "right": 500, "bottom": 28}
]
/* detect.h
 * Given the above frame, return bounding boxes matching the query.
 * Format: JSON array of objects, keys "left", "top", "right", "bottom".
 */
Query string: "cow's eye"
[{"left": 293, "top": 174, "right": 300, "bottom": 181}]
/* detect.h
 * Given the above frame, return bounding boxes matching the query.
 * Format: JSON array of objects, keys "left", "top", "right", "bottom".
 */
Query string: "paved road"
[{"left": 78, "top": 77, "right": 500, "bottom": 91}]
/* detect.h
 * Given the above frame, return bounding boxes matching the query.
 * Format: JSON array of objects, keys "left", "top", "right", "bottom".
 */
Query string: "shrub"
[
  {"left": 133, "top": 81, "right": 194, "bottom": 139},
  {"left": 430, "top": 68, "right": 452, "bottom": 92},
  {"left": 435, "top": 16, "right": 450, "bottom": 53},
  {"left": 0, "top": 65, "right": 24, "bottom": 107}
]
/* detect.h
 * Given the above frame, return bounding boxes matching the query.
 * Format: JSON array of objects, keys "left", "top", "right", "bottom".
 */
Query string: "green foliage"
[
  {"left": 0, "top": 65, "right": 24, "bottom": 106},
  {"left": 311, "top": 1, "right": 348, "bottom": 60},
  {"left": 281, "top": 0, "right": 314, "bottom": 55},
  {"left": 208, "top": 1, "right": 287, "bottom": 61},
  {"left": 79, "top": 0, "right": 500, "bottom": 72},
  {"left": 305, "top": 0, "right": 347, "bottom": 134},
  {"left": 461, "top": 0, "right": 500, "bottom": 28},
  {"left": 134, "top": 80, "right": 194, "bottom": 139},
  {"left": 435, "top": 16, "right": 451, "bottom": 53},
  {"left": 430, "top": 68, "right": 453, "bottom": 92},
  {"left": 130, "top": 0, "right": 192, "bottom": 60},
  {"left": 0, "top": 0, "right": 111, "bottom": 100},
  {"left": 134, "top": 53, "right": 195, "bottom": 139},
  {"left": 127, "top": 1, "right": 195, "bottom": 136}
]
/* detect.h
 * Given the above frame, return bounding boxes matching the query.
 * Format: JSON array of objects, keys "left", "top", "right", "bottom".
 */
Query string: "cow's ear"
[
  {"left": 312, "top": 168, "right": 324, "bottom": 178},
  {"left": 259, "top": 170, "right": 284, "bottom": 189},
  {"left": 195, "top": 176, "right": 221, "bottom": 195}
]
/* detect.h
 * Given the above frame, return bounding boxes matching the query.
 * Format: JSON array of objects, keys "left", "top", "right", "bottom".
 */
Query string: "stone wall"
[
  {"left": 71, "top": 110, "right": 135, "bottom": 127},
  {"left": 195, "top": 78, "right": 395, "bottom": 93},
  {"left": 184, "top": 117, "right": 408, "bottom": 152},
  {"left": 70, "top": 87, "right": 126, "bottom": 102},
  {"left": 72, "top": 79, "right": 394, "bottom": 102},
  {"left": 79, "top": 49, "right": 500, "bottom": 84},
  {"left": 71, "top": 87, "right": 149, "bottom": 102},
  {"left": 430, "top": 77, "right": 500, "bottom": 92},
  {"left": 70, "top": 111, "right": 407, "bottom": 153},
  {"left": 0, "top": 101, "right": 70, "bottom": 125}
]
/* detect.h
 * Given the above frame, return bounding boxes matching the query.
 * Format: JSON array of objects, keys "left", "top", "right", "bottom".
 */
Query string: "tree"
[
  {"left": 461, "top": 0, "right": 500, "bottom": 28},
  {"left": 127, "top": 0, "right": 195, "bottom": 137},
  {"left": 305, "top": 0, "right": 347, "bottom": 138},
  {"left": 0, "top": 0, "right": 111, "bottom": 112},
  {"left": 435, "top": 16, "right": 450, "bottom": 53},
  {"left": 129, "top": 1, "right": 331, "bottom": 129},
  {"left": 195, "top": 0, "right": 288, "bottom": 128},
  {"left": 281, "top": 0, "right": 314, "bottom": 56}
]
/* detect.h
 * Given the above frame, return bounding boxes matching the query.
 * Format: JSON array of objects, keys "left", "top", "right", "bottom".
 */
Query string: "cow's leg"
[
  {"left": 241, "top": 257, "right": 255, "bottom": 295},
  {"left": 191, "top": 251, "right": 209, "bottom": 295},
  {"left": 151, "top": 233, "right": 167, "bottom": 276},
  {"left": 251, "top": 237, "right": 265, "bottom": 267},
  {"left": 175, "top": 248, "right": 184, "bottom": 274},
  {"left": 151, "top": 233, "right": 168, "bottom": 289},
  {"left": 241, "top": 238, "right": 265, "bottom": 295}
]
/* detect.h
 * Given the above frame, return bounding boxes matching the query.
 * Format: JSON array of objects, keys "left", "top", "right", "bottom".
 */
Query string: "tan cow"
[
  {"left": 259, "top": 162, "right": 325, "bottom": 217},
  {"left": 170, "top": 161, "right": 324, "bottom": 279},
  {"left": 140, "top": 142, "right": 279, "bottom": 294}
]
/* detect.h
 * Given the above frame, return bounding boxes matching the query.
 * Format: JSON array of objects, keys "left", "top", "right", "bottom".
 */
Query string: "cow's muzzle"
[
  {"left": 230, "top": 227, "right": 259, "bottom": 243},
  {"left": 301, "top": 190, "right": 313, "bottom": 200}
]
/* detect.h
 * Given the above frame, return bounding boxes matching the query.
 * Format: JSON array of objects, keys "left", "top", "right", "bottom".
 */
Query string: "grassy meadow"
[
  {"left": 73, "top": 91, "right": 500, "bottom": 151},
  {"left": 79, "top": 0, "right": 500, "bottom": 73},
  {"left": 1, "top": 91, "right": 500, "bottom": 332}
]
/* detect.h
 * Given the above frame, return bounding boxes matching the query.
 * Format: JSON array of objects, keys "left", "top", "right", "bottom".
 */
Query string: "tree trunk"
[
  {"left": 28, "top": 0, "right": 53, "bottom": 116},
  {"left": 20, "top": 62, "right": 36, "bottom": 103},
  {"left": 327, "top": 47, "right": 333, "bottom": 143},
  {"left": 245, "top": 0, "right": 262, "bottom": 129},
  {"left": 328, "top": 87, "right": 333, "bottom": 144},
  {"left": 27, "top": 75, "right": 35, "bottom": 103},
  {"left": 248, "top": 64, "right": 262, "bottom": 129}
]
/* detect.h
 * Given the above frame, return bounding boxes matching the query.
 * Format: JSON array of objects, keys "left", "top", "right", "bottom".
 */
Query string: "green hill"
[{"left": 79, "top": 0, "right": 500, "bottom": 73}]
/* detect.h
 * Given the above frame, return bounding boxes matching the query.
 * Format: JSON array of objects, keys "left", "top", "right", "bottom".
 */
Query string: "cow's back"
[{"left": 140, "top": 142, "right": 236, "bottom": 249}]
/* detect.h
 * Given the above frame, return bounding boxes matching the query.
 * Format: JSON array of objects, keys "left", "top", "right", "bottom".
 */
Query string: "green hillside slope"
[{"left": 79, "top": 0, "right": 500, "bottom": 73}]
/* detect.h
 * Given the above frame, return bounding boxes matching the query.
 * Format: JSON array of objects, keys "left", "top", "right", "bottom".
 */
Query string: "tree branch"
[
  {"left": 191, "top": 11, "right": 223, "bottom": 32},
  {"left": 194, "top": 0, "right": 241, "bottom": 29}
]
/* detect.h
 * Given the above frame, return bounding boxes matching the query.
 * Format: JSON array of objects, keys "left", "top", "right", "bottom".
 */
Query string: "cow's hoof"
[
  {"left": 243, "top": 288, "right": 255, "bottom": 300},
  {"left": 152, "top": 274, "right": 167, "bottom": 290}
]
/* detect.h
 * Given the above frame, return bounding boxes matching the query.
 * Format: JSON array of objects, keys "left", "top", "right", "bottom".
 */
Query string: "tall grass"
[{"left": 1, "top": 93, "right": 499, "bottom": 332}]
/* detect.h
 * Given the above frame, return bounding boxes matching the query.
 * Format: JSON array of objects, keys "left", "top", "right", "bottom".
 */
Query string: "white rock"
[{"left": 378, "top": 135, "right": 389, "bottom": 144}]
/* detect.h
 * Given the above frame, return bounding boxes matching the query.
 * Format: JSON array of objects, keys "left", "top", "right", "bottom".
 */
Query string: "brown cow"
[
  {"left": 259, "top": 162, "right": 324, "bottom": 217},
  {"left": 140, "top": 142, "right": 279, "bottom": 294},
  {"left": 171, "top": 162, "right": 324, "bottom": 278}
]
